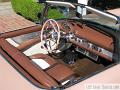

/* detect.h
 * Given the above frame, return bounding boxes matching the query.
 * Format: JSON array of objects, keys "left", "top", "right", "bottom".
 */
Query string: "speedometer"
[{"left": 61, "top": 21, "right": 71, "bottom": 32}]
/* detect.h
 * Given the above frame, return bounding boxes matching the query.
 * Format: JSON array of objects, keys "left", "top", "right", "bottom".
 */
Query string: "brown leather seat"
[
  {"left": 0, "top": 38, "right": 59, "bottom": 89},
  {"left": 0, "top": 38, "right": 74, "bottom": 88},
  {"left": 30, "top": 54, "right": 75, "bottom": 85}
]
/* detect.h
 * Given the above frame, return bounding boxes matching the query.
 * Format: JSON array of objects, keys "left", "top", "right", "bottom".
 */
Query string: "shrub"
[{"left": 11, "top": 0, "right": 64, "bottom": 21}]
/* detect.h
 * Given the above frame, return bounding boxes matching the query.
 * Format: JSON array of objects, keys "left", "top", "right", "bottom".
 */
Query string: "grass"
[{"left": 11, "top": 0, "right": 64, "bottom": 21}]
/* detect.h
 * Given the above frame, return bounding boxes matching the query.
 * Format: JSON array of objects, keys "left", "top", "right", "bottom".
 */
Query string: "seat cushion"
[
  {"left": 30, "top": 54, "right": 58, "bottom": 67},
  {"left": 23, "top": 42, "right": 48, "bottom": 56},
  {"left": 32, "top": 59, "right": 51, "bottom": 69},
  {"left": 30, "top": 54, "right": 74, "bottom": 85},
  {"left": 46, "top": 64, "right": 74, "bottom": 83}
]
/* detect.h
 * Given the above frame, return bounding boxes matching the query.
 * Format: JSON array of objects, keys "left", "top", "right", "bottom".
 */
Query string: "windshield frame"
[{"left": 38, "top": 1, "right": 120, "bottom": 30}]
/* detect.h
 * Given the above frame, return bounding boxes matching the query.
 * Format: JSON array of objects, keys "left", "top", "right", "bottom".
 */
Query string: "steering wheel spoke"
[{"left": 41, "top": 19, "right": 60, "bottom": 53}]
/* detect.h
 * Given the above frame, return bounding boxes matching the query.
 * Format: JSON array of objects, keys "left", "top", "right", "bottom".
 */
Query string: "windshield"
[
  {"left": 83, "top": 14, "right": 120, "bottom": 30},
  {"left": 46, "top": 5, "right": 120, "bottom": 30},
  {"left": 81, "top": 7, "right": 120, "bottom": 30}
]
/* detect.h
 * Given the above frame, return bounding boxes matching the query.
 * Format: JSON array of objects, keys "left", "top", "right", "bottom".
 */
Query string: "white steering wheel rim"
[{"left": 40, "top": 19, "right": 60, "bottom": 52}]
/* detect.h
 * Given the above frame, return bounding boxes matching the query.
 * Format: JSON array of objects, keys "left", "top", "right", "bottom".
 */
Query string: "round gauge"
[{"left": 61, "top": 21, "right": 72, "bottom": 32}]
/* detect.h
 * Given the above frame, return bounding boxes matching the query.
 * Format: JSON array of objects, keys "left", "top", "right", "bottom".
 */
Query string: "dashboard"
[{"left": 57, "top": 19, "right": 114, "bottom": 61}]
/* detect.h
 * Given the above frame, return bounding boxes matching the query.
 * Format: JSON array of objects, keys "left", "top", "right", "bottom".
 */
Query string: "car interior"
[{"left": 0, "top": 1, "right": 119, "bottom": 89}]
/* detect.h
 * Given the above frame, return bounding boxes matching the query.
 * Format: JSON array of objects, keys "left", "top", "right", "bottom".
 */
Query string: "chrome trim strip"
[
  {"left": 85, "top": 6, "right": 118, "bottom": 23},
  {"left": 46, "top": 1, "right": 76, "bottom": 8}
]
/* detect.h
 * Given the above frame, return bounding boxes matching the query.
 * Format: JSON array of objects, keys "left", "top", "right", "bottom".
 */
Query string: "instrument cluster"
[{"left": 58, "top": 20, "right": 73, "bottom": 33}]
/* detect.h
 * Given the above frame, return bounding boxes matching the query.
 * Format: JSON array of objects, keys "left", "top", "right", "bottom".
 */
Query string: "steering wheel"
[{"left": 40, "top": 19, "right": 60, "bottom": 53}]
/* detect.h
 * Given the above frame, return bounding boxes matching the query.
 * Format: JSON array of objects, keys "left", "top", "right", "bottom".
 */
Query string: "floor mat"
[{"left": 69, "top": 58, "right": 105, "bottom": 77}]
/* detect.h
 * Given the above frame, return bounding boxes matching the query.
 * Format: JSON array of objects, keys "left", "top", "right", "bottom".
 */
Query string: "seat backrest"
[{"left": 0, "top": 25, "right": 42, "bottom": 39}]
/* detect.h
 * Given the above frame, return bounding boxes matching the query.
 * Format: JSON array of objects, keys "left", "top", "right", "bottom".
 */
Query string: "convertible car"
[{"left": 0, "top": 1, "right": 120, "bottom": 90}]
